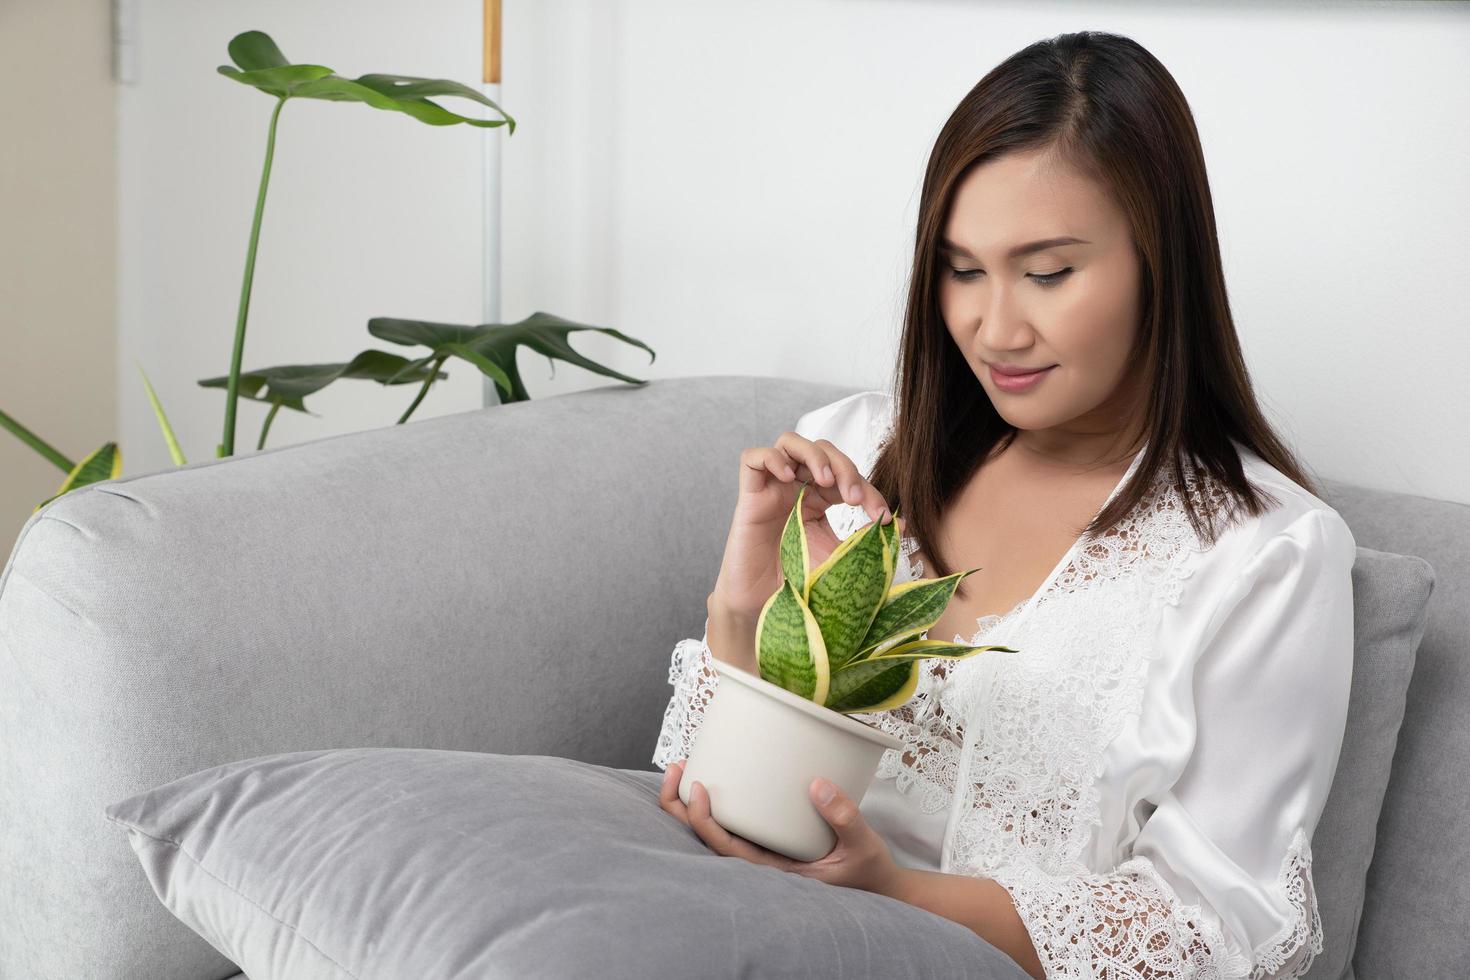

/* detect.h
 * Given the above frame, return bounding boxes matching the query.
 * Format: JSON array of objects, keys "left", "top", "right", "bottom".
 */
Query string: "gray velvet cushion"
[
  {"left": 1305, "top": 546, "right": 1434, "bottom": 980},
  {"left": 104, "top": 748, "right": 1035, "bottom": 980}
]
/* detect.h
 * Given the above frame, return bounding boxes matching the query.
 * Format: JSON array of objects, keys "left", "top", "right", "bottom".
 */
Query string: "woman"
[{"left": 652, "top": 29, "right": 1354, "bottom": 980}]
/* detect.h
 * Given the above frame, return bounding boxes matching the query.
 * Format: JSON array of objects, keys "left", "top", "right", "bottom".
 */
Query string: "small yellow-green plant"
[{"left": 754, "top": 483, "right": 1018, "bottom": 714}]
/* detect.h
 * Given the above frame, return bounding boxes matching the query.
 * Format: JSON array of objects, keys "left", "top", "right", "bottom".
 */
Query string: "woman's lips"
[{"left": 988, "top": 363, "right": 1056, "bottom": 392}]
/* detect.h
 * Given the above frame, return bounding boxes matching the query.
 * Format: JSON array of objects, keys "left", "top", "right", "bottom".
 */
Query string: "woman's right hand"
[{"left": 709, "top": 429, "right": 897, "bottom": 623}]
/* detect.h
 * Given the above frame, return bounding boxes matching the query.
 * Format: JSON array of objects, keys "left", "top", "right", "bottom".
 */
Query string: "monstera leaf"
[
  {"left": 367, "top": 311, "right": 656, "bottom": 405},
  {"left": 200, "top": 349, "right": 446, "bottom": 411},
  {"left": 217, "top": 30, "right": 515, "bottom": 131},
  {"left": 199, "top": 350, "right": 448, "bottom": 448},
  {"left": 212, "top": 30, "right": 516, "bottom": 457}
]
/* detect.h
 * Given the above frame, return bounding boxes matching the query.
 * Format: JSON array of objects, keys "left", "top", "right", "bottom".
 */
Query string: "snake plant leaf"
[
  {"left": 34, "top": 441, "right": 122, "bottom": 511},
  {"left": 823, "top": 659, "right": 920, "bottom": 714},
  {"left": 851, "top": 637, "right": 1020, "bottom": 666},
  {"left": 217, "top": 31, "right": 515, "bottom": 131},
  {"left": 367, "top": 311, "right": 655, "bottom": 403},
  {"left": 804, "top": 517, "right": 894, "bottom": 671},
  {"left": 779, "top": 482, "right": 814, "bottom": 598},
  {"left": 197, "top": 350, "right": 446, "bottom": 414},
  {"left": 824, "top": 637, "right": 1018, "bottom": 714},
  {"left": 137, "top": 363, "right": 187, "bottom": 466},
  {"left": 849, "top": 567, "right": 981, "bottom": 662},
  {"left": 754, "top": 578, "right": 830, "bottom": 705}
]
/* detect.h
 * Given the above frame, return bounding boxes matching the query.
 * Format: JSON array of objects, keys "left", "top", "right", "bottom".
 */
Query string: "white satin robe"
[{"left": 652, "top": 389, "right": 1356, "bottom": 980}]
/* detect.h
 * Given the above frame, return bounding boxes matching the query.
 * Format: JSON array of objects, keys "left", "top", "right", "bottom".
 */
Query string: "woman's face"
[{"left": 937, "top": 148, "right": 1146, "bottom": 466}]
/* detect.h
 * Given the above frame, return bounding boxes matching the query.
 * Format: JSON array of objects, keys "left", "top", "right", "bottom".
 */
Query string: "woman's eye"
[{"left": 945, "top": 266, "right": 1072, "bottom": 287}]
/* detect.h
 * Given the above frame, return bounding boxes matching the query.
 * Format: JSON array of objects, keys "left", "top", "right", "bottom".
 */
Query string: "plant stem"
[
  {"left": 257, "top": 400, "right": 282, "bottom": 450},
  {"left": 221, "top": 96, "right": 287, "bottom": 458},
  {"left": 396, "top": 355, "right": 446, "bottom": 424},
  {"left": 0, "top": 407, "right": 75, "bottom": 473}
]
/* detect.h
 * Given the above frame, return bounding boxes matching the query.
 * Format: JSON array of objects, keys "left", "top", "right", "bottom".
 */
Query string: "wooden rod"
[{"left": 483, "top": 0, "right": 501, "bottom": 84}]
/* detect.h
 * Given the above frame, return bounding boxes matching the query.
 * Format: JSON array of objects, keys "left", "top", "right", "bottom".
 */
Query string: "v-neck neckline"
[{"left": 948, "top": 438, "right": 1150, "bottom": 643}]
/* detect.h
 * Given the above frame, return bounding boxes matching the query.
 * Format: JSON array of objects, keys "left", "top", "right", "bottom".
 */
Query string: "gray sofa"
[{"left": 0, "top": 375, "right": 1462, "bottom": 979}]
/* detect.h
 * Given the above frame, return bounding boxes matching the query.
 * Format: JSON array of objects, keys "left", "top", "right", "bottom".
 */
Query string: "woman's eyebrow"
[{"left": 939, "top": 236, "right": 1090, "bottom": 259}]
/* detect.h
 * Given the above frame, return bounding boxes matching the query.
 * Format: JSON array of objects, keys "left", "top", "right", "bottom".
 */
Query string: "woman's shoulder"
[
  {"left": 793, "top": 388, "right": 891, "bottom": 435},
  {"left": 792, "top": 388, "right": 893, "bottom": 474},
  {"left": 1183, "top": 439, "right": 1357, "bottom": 574}
]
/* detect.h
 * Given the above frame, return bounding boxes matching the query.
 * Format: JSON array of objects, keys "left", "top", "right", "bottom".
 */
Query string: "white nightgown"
[{"left": 652, "top": 389, "right": 1357, "bottom": 980}]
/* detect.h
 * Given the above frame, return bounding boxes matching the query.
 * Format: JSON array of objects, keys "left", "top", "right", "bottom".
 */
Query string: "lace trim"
[
  {"left": 1246, "top": 828, "right": 1324, "bottom": 979},
  {"left": 830, "top": 464, "right": 1230, "bottom": 824},
  {"left": 989, "top": 854, "right": 1253, "bottom": 980},
  {"left": 939, "top": 462, "right": 1229, "bottom": 869},
  {"left": 987, "top": 826, "right": 1323, "bottom": 980},
  {"left": 651, "top": 625, "right": 717, "bottom": 770}
]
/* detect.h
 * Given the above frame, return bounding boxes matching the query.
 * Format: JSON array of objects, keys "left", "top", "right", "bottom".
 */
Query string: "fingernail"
[
  {"left": 822, "top": 465, "right": 832, "bottom": 482},
  {"left": 815, "top": 779, "right": 836, "bottom": 805}
]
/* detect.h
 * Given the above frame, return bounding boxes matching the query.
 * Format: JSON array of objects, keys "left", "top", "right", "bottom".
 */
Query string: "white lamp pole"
[{"left": 481, "top": 0, "right": 503, "bottom": 408}]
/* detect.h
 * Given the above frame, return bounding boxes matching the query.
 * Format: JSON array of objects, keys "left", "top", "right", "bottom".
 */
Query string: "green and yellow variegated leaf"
[
  {"left": 755, "top": 579, "right": 830, "bottom": 704},
  {"left": 779, "top": 482, "right": 813, "bottom": 597},
  {"left": 825, "top": 636, "right": 1017, "bottom": 713},
  {"left": 805, "top": 503, "right": 902, "bottom": 594},
  {"left": 850, "top": 567, "right": 979, "bottom": 661},
  {"left": 851, "top": 636, "right": 1019, "bottom": 666},
  {"left": 823, "top": 658, "right": 920, "bottom": 713},
  {"left": 805, "top": 518, "right": 893, "bottom": 671},
  {"left": 805, "top": 525, "right": 861, "bottom": 595},
  {"left": 34, "top": 441, "right": 122, "bottom": 511}
]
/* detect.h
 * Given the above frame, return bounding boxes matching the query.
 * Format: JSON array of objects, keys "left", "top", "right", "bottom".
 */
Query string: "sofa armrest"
[{"left": 0, "top": 373, "right": 861, "bottom": 979}]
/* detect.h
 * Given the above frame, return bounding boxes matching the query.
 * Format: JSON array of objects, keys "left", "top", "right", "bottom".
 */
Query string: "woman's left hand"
[{"left": 659, "top": 759, "right": 907, "bottom": 897}]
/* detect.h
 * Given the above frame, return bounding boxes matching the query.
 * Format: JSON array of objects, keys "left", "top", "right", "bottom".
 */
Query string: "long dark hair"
[{"left": 868, "top": 30, "right": 1319, "bottom": 600}]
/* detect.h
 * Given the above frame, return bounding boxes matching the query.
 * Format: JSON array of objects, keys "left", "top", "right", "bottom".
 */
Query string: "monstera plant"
[
  {"left": 676, "top": 485, "right": 1019, "bottom": 862},
  {"left": 2, "top": 30, "right": 653, "bottom": 516}
]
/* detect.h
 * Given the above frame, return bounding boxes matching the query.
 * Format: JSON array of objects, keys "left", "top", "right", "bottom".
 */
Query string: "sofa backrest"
[
  {"left": 1316, "top": 475, "right": 1470, "bottom": 977},
  {"left": 0, "top": 374, "right": 1459, "bottom": 979}
]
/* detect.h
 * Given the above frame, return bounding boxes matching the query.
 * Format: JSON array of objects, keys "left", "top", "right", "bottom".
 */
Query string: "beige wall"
[{"left": 0, "top": 0, "right": 117, "bottom": 557}]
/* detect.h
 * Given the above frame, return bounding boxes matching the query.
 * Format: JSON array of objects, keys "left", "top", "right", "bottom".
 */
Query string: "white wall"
[
  {"left": 1, "top": 0, "right": 116, "bottom": 554},
  {"left": 120, "top": 0, "right": 1470, "bottom": 502},
  {"left": 117, "top": 0, "right": 487, "bottom": 468}
]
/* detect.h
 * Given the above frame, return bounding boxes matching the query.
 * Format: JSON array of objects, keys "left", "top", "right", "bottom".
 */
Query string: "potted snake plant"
[{"left": 678, "top": 483, "right": 1018, "bottom": 861}]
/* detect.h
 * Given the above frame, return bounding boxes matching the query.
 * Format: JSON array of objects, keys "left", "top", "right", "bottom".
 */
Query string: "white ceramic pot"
[{"left": 678, "top": 656, "right": 905, "bottom": 862}]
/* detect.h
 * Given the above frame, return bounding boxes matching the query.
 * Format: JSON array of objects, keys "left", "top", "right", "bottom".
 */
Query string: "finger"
[
  {"left": 772, "top": 433, "right": 843, "bottom": 496},
  {"left": 659, "top": 760, "right": 682, "bottom": 806},
  {"left": 689, "top": 781, "right": 798, "bottom": 870},
  {"left": 738, "top": 446, "right": 795, "bottom": 496},
  {"left": 758, "top": 447, "right": 847, "bottom": 519},
  {"left": 659, "top": 761, "right": 693, "bottom": 824},
  {"left": 814, "top": 440, "right": 890, "bottom": 522},
  {"left": 810, "top": 777, "right": 870, "bottom": 849}
]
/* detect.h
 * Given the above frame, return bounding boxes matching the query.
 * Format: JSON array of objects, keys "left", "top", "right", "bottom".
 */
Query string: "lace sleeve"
[
  {"left": 984, "top": 509, "right": 1356, "bottom": 980},
  {"left": 651, "top": 616, "right": 719, "bottom": 771}
]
